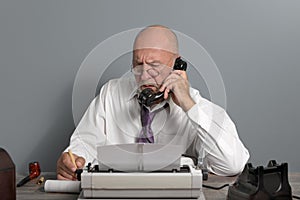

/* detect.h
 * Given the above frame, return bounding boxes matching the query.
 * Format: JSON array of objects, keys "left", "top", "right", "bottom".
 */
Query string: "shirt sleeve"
[
  {"left": 64, "top": 83, "right": 109, "bottom": 163},
  {"left": 186, "top": 89, "right": 250, "bottom": 176}
]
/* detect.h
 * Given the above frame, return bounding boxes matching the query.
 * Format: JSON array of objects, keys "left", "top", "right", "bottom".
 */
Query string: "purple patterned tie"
[{"left": 137, "top": 105, "right": 155, "bottom": 143}]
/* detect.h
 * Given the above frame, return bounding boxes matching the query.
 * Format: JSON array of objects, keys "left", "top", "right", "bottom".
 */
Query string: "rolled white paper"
[{"left": 44, "top": 180, "right": 81, "bottom": 193}]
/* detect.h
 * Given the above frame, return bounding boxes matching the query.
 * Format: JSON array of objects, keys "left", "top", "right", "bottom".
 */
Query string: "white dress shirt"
[{"left": 66, "top": 76, "right": 249, "bottom": 176}]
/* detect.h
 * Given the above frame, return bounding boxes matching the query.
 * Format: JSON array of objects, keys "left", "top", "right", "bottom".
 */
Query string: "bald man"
[{"left": 57, "top": 25, "right": 249, "bottom": 180}]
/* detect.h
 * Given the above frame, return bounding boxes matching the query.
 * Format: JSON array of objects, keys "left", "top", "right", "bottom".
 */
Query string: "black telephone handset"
[{"left": 138, "top": 57, "right": 187, "bottom": 107}]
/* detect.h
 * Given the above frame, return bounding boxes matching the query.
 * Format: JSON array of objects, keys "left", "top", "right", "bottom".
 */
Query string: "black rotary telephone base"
[{"left": 227, "top": 160, "right": 292, "bottom": 200}]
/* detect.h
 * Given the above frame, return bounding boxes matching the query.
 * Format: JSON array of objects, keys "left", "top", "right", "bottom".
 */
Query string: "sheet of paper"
[
  {"left": 97, "top": 143, "right": 183, "bottom": 171},
  {"left": 44, "top": 180, "right": 80, "bottom": 193}
]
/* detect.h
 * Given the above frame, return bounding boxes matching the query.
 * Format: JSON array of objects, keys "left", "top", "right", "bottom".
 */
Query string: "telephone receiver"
[{"left": 138, "top": 57, "right": 187, "bottom": 107}]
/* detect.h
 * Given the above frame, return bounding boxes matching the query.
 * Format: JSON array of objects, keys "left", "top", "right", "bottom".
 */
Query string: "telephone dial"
[{"left": 138, "top": 57, "right": 187, "bottom": 107}]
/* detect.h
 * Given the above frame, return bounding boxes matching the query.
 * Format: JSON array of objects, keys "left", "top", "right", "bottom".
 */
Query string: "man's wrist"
[{"left": 180, "top": 97, "right": 196, "bottom": 112}]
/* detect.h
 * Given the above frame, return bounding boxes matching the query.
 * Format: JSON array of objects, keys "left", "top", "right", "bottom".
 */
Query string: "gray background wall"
[{"left": 1, "top": 0, "right": 299, "bottom": 174}]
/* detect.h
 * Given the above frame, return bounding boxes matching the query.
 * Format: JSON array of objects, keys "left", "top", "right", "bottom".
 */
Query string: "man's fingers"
[
  {"left": 56, "top": 152, "right": 82, "bottom": 180},
  {"left": 57, "top": 174, "right": 70, "bottom": 180},
  {"left": 62, "top": 153, "right": 77, "bottom": 172},
  {"left": 75, "top": 157, "right": 86, "bottom": 169},
  {"left": 173, "top": 70, "right": 187, "bottom": 79},
  {"left": 160, "top": 77, "right": 177, "bottom": 94},
  {"left": 57, "top": 165, "right": 76, "bottom": 180},
  {"left": 58, "top": 162, "right": 76, "bottom": 177},
  {"left": 160, "top": 72, "right": 182, "bottom": 90},
  {"left": 159, "top": 73, "right": 178, "bottom": 92},
  {"left": 57, "top": 171, "right": 75, "bottom": 180}
]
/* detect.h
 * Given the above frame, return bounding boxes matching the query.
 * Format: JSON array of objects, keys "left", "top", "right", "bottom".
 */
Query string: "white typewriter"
[{"left": 78, "top": 143, "right": 205, "bottom": 200}]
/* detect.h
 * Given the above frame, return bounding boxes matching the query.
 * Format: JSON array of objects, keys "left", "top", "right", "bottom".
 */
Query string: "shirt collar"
[{"left": 126, "top": 76, "right": 139, "bottom": 101}]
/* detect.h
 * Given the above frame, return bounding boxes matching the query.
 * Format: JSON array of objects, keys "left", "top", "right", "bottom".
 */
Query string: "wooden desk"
[{"left": 17, "top": 172, "right": 300, "bottom": 200}]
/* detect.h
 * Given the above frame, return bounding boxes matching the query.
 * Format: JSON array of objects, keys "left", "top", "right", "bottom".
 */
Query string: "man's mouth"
[{"left": 141, "top": 84, "right": 158, "bottom": 91}]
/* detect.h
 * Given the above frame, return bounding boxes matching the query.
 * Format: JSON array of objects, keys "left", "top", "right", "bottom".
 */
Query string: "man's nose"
[{"left": 140, "top": 65, "right": 152, "bottom": 80}]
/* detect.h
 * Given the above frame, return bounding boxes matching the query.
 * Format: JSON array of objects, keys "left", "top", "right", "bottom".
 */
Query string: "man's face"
[{"left": 132, "top": 48, "right": 175, "bottom": 92}]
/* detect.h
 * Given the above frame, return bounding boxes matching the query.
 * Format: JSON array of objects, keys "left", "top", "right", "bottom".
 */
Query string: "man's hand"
[
  {"left": 159, "top": 70, "right": 195, "bottom": 112},
  {"left": 56, "top": 152, "right": 85, "bottom": 180}
]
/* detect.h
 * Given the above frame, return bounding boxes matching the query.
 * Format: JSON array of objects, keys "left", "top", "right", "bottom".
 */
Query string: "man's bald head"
[{"left": 133, "top": 25, "right": 178, "bottom": 54}]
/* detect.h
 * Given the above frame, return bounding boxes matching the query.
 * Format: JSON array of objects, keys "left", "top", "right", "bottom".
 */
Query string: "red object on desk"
[
  {"left": 17, "top": 161, "right": 41, "bottom": 187},
  {"left": 29, "top": 162, "right": 41, "bottom": 179}
]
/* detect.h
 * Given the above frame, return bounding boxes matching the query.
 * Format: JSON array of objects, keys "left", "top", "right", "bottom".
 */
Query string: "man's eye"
[
  {"left": 149, "top": 63, "right": 161, "bottom": 68},
  {"left": 134, "top": 62, "right": 142, "bottom": 66}
]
